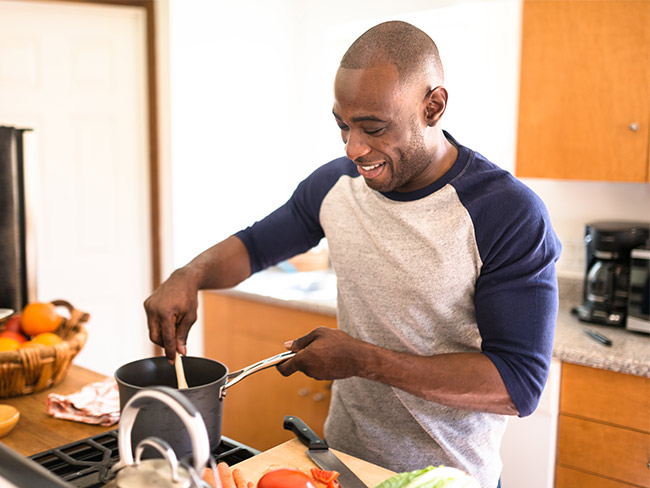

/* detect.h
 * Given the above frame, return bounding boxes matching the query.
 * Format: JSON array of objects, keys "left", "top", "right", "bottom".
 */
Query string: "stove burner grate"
[{"left": 29, "top": 429, "right": 260, "bottom": 488}]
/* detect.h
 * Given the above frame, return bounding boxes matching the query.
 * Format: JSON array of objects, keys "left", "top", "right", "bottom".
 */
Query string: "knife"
[{"left": 284, "top": 415, "right": 368, "bottom": 488}]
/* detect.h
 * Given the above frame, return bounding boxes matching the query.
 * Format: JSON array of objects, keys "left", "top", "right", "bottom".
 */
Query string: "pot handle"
[
  {"left": 114, "top": 386, "right": 210, "bottom": 476},
  {"left": 220, "top": 351, "right": 296, "bottom": 399}
]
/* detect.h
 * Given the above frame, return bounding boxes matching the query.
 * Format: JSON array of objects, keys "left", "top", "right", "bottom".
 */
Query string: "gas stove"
[{"left": 23, "top": 429, "right": 259, "bottom": 487}]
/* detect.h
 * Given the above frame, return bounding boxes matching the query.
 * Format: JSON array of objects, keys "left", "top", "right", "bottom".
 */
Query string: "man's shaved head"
[{"left": 340, "top": 21, "right": 444, "bottom": 88}]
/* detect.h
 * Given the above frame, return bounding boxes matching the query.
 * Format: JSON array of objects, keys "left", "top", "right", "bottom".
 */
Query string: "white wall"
[
  {"left": 167, "top": 0, "right": 527, "bottom": 269},
  {"left": 523, "top": 179, "right": 650, "bottom": 277},
  {"left": 168, "top": 0, "right": 299, "bottom": 269},
  {"left": 168, "top": 0, "right": 650, "bottom": 282}
]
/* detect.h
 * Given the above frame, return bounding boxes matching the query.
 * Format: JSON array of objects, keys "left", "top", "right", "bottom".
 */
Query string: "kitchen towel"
[{"left": 46, "top": 378, "right": 120, "bottom": 426}]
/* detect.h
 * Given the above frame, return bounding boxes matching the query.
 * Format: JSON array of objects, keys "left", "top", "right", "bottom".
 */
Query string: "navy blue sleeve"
[
  {"left": 235, "top": 157, "right": 353, "bottom": 274},
  {"left": 454, "top": 155, "right": 561, "bottom": 417}
]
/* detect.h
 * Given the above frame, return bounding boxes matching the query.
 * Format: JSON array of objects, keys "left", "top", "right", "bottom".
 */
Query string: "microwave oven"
[{"left": 626, "top": 246, "right": 650, "bottom": 334}]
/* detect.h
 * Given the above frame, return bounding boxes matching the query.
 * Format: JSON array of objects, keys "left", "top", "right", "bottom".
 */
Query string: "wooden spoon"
[{"left": 174, "top": 351, "right": 189, "bottom": 389}]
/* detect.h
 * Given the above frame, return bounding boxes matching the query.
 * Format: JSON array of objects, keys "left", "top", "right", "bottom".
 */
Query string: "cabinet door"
[
  {"left": 202, "top": 292, "right": 337, "bottom": 451},
  {"left": 557, "top": 415, "right": 650, "bottom": 487},
  {"left": 516, "top": 0, "right": 650, "bottom": 181},
  {"left": 556, "top": 466, "right": 639, "bottom": 488},
  {"left": 560, "top": 363, "right": 650, "bottom": 431}
]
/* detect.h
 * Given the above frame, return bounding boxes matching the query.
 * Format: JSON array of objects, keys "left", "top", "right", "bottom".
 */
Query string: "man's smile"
[{"left": 357, "top": 161, "right": 386, "bottom": 178}]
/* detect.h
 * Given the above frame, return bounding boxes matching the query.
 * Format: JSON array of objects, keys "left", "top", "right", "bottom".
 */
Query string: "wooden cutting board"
[{"left": 234, "top": 438, "right": 395, "bottom": 487}]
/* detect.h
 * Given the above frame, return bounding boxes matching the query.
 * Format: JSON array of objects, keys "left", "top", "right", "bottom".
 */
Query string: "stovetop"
[{"left": 27, "top": 429, "right": 260, "bottom": 488}]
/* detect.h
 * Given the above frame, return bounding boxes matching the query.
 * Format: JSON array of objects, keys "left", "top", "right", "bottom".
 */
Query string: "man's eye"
[
  {"left": 338, "top": 125, "right": 349, "bottom": 131},
  {"left": 364, "top": 128, "right": 384, "bottom": 135}
]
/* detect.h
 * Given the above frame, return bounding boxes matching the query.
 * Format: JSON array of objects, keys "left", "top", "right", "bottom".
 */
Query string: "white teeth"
[{"left": 361, "top": 163, "right": 382, "bottom": 170}]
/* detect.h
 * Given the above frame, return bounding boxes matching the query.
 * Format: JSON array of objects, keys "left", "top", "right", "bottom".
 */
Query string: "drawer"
[
  {"left": 557, "top": 415, "right": 650, "bottom": 487},
  {"left": 560, "top": 363, "right": 650, "bottom": 432},
  {"left": 556, "top": 466, "right": 640, "bottom": 488}
]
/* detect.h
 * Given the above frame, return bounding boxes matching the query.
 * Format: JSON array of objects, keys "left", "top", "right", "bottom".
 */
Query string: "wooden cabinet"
[
  {"left": 202, "top": 292, "right": 337, "bottom": 451},
  {"left": 516, "top": 0, "right": 650, "bottom": 181},
  {"left": 556, "top": 363, "right": 650, "bottom": 487}
]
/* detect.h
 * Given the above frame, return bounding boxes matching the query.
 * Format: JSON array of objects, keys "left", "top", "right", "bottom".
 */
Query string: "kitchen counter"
[
  {"left": 218, "top": 268, "right": 338, "bottom": 317},
  {"left": 1, "top": 364, "right": 395, "bottom": 487},
  {"left": 218, "top": 270, "right": 650, "bottom": 378},
  {"left": 1, "top": 364, "right": 114, "bottom": 456},
  {"left": 553, "top": 277, "right": 650, "bottom": 377}
]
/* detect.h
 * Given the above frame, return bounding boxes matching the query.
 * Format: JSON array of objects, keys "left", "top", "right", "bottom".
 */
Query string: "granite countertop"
[
  {"left": 218, "top": 270, "right": 650, "bottom": 378},
  {"left": 554, "top": 277, "right": 650, "bottom": 378},
  {"left": 219, "top": 268, "right": 338, "bottom": 317}
]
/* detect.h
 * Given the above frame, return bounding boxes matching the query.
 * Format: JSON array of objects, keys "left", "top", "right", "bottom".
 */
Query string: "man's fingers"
[
  {"left": 287, "top": 327, "right": 321, "bottom": 351},
  {"left": 160, "top": 313, "right": 179, "bottom": 362},
  {"left": 175, "top": 312, "right": 195, "bottom": 357},
  {"left": 276, "top": 357, "right": 298, "bottom": 377},
  {"left": 146, "top": 314, "right": 163, "bottom": 348}
]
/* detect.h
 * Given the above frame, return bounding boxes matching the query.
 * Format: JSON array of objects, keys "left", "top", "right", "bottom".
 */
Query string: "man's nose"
[{"left": 344, "top": 131, "right": 371, "bottom": 161}]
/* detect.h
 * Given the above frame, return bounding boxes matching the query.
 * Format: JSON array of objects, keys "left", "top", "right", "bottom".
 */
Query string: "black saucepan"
[{"left": 114, "top": 351, "right": 294, "bottom": 458}]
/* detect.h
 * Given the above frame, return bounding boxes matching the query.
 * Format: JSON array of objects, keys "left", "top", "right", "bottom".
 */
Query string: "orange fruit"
[
  {"left": 0, "top": 337, "right": 20, "bottom": 352},
  {"left": 19, "top": 341, "right": 43, "bottom": 349},
  {"left": 30, "top": 332, "right": 63, "bottom": 346},
  {"left": 20, "top": 302, "right": 62, "bottom": 337}
]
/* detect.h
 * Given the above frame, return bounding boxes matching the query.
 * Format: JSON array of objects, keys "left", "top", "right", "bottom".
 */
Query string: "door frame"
[{"left": 17, "top": 0, "right": 163, "bottom": 291}]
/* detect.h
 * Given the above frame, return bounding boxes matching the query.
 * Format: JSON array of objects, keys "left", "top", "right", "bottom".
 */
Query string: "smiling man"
[
  {"left": 145, "top": 21, "right": 561, "bottom": 488},
  {"left": 332, "top": 25, "right": 454, "bottom": 193}
]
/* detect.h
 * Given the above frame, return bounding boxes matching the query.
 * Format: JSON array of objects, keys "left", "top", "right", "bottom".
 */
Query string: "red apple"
[
  {"left": 0, "top": 329, "right": 28, "bottom": 343},
  {"left": 2, "top": 315, "right": 22, "bottom": 333}
]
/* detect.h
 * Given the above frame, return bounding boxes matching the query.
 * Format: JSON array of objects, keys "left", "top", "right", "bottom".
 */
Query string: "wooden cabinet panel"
[
  {"left": 557, "top": 415, "right": 650, "bottom": 487},
  {"left": 516, "top": 0, "right": 650, "bottom": 181},
  {"left": 556, "top": 466, "right": 640, "bottom": 488},
  {"left": 560, "top": 363, "right": 650, "bottom": 432},
  {"left": 202, "top": 292, "right": 337, "bottom": 451}
]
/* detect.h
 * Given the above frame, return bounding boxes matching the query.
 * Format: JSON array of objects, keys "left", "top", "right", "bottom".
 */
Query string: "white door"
[{"left": 0, "top": 0, "right": 152, "bottom": 376}]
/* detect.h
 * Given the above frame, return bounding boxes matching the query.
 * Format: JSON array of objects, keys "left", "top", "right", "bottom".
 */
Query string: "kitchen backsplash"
[{"left": 522, "top": 179, "right": 650, "bottom": 278}]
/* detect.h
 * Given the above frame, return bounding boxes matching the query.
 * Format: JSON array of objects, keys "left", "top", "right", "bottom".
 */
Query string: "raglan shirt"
[{"left": 235, "top": 132, "right": 561, "bottom": 488}]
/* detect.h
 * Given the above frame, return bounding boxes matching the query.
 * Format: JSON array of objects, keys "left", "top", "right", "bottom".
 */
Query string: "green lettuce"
[{"left": 373, "top": 466, "right": 481, "bottom": 488}]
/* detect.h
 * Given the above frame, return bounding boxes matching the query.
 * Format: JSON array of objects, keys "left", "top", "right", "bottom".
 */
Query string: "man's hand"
[
  {"left": 144, "top": 268, "right": 200, "bottom": 362},
  {"left": 143, "top": 236, "right": 252, "bottom": 363},
  {"left": 277, "top": 327, "right": 367, "bottom": 380}
]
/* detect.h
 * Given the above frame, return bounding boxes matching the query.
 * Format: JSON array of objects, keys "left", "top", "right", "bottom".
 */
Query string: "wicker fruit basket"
[{"left": 0, "top": 300, "right": 89, "bottom": 398}]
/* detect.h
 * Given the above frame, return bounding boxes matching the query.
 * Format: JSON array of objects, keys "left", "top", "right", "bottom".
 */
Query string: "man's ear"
[{"left": 424, "top": 86, "right": 448, "bottom": 127}]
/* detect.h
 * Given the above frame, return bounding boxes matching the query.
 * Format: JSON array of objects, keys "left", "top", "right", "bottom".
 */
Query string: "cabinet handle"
[
  {"left": 298, "top": 388, "right": 310, "bottom": 397},
  {"left": 312, "top": 392, "right": 326, "bottom": 402},
  {"left": 629, "top": 122, "right": 640, "bottom": 132}
]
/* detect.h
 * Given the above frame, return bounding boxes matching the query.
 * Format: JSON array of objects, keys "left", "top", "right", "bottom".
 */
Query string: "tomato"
[
  {"left": 257, "top": 469, "right": 316, "bottom": 488},
  {"left": 310, "top": 468, "right": 340, "bottom": 488}
]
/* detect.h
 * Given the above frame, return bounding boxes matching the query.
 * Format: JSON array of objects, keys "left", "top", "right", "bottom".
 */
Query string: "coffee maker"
[{"left": 576, "top": 221, "right": 650, "bottom": 327}]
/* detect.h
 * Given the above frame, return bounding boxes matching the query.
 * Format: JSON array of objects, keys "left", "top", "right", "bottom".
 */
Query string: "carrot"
[
  {"left": 232, "top": 468, "right": 248, "bottom": 488},
  {"left": 217, "top": 462, "right": 237, "bottom": 488},
  {"left": 203, "top": 467, "right": 217, "bottom": 488}
]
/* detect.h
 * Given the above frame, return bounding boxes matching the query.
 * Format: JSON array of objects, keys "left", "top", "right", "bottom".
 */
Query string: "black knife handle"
[{"left": 283, "top": 415, "right": 329, "bottom": 450}]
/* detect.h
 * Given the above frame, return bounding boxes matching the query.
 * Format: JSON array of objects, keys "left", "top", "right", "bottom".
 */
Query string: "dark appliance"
[
  {"left": 0, "top": 126, "right": 33, "bottom": 312},
  {"left": 0, "top": 429, "right": 259, "bottom": 488},
  {"left": 626, "top": 243, "right": 650, "bottom": 333},
  {"left": 576, "top": 221, "right": 650, "bottom": 326}
]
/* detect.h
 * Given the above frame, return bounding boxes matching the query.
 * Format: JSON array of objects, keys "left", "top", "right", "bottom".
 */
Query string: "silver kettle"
[{"left": 105, "top": 386, "right": 211, "bottom": 488}]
